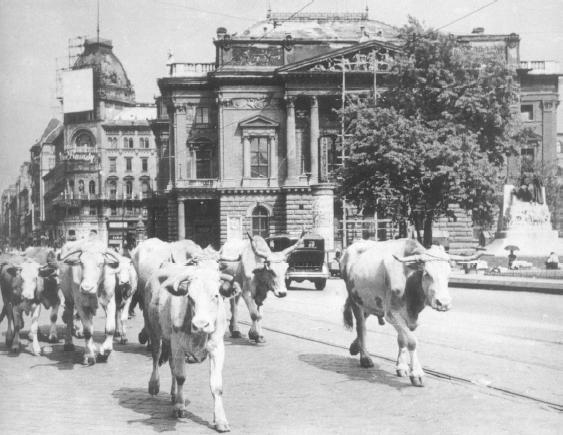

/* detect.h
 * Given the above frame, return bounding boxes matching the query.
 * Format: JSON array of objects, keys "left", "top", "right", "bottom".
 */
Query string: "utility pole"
[{"left": 341, "top": 56, "right": 347, "bottom": 249}]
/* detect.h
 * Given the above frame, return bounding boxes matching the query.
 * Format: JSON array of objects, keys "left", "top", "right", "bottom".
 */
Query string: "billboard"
[{"left": 62, "top": 68, "right": 93, "bottom": 113}]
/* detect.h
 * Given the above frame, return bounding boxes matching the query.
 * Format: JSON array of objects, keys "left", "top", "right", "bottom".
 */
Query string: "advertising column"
[{"left": 311, "top": 183, "right": 335, "bottom": 251}]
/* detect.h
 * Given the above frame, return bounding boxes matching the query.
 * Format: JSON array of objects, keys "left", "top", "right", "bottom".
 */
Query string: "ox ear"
[
  {"left": 219, "top": 273, "right": 240, "bottom": 298},
  {"left": 6, "top": 266, "right": 20, "bottom": 277},
  {"left": 163, "top": 277, "right": 190, "bottom": 297},
  {"left": 38, "top": 266, "right": 57, "bottom": 278}
]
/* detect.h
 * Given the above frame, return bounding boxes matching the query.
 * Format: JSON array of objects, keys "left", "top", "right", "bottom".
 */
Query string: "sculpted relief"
[{"left": 230, "top": 46, "right": 283, "bottom": 66}]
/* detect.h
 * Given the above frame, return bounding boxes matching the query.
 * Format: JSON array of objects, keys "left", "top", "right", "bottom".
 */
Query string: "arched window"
[
  {"left": 68, "top": 179, "right": 75, "bottom": 195},
  {"left": 88, "top": 180, "right": 96, "bottom": 195},
  {"left": 78, "top": 179, "right": 85, "bottom": 193},
  {"left": 126, "top": 180, "right": 133, "bottom": 197},
  {"left": 251, "top": 206, "right": 269, "bottom": 238},
  {"left": 123, "top": 137, "right": 129, "bottom": 148},
  {"left": 141, "top": 180, "right": 150, "bottom": 198},
  {"left": 129, "top": 138, "right": 134, "bottom": 149}
]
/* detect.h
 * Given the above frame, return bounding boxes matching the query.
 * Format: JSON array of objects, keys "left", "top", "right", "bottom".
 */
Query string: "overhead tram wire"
[{"left": 436, "top": 0, "right": 500, "bottom": 31}]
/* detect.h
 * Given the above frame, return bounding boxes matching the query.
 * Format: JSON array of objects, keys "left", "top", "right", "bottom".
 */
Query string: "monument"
[{"left": 485, "top": 183, "right": 563, "bottom": 257}]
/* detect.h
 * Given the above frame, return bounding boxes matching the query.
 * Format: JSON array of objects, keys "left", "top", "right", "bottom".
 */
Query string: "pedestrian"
[
  {"left": 545, "top": 252, "right": 559, "bottom": 270},
  {"left": 508, "top": 250, "right": 517, "bottom": 269}
]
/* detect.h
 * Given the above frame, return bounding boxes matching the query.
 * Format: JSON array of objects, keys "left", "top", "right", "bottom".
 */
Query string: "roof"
[
  {"left": 235, "top": 12, "right": 398, "bottom": 41},
  {"left": 38, "top": 119, "right": 63, "bottom": 145}
]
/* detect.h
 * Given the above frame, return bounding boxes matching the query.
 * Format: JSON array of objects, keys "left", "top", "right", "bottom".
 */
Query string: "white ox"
[
  {"left": 59, "top": 240, "right": 121, "bottom": 365},
  {"left": 219, "top": 233, "right": 302, "bottom": 343},
  {"left": 341, "top": 238, "right": 482, "bottom": 386},
  {"left": 144, "top": 262, "right": 238, "bottom": 432},
  {"left": 113, "top": 255, "right": 138, "bottom": 345}
]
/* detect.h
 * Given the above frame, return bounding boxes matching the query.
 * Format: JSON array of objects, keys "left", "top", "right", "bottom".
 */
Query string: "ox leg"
[
  {"left": 28, "top": 303, "right": 42, "bottom": 356},
  {"left": 117, "top": 297, "right": 131, "bottom": 345},
  {"left": 170, "top": 335, "right": 188, "bottom": 418},
  {"left": 208, "top": 334, "right": 230, "bottom": 432},
  {"left": 395, "top": 329, "right": 410, "bottom": 378},
  {"left": 11, "top": 305, "right": 23, "bottom": 354},
  {"left": 5, "top": 302, "right": 14, "bottom": 347},
  {"left": 98, "top": 297, "right": 115, "bottom": 361},
  {"left": 351, "top": 304, "right": 373, "bottom": 368},
  {"left": 48, "top": 301, "right": 60, "bottom": 343},
  {"left": 73, "top": 312, "right": 83, "bottom": 338},
  {"left": 228, "top": 295, "right": 241, "bottom": 339},
  {"left": 241, "top": 289, "right": 263, "bottom": 343},
  {"left": 77, "top": 307, "right": 96, "bottom": 366},
  {"left": 148, "top": 336, "right": 161, "bottom": 396},
  {"left": 62, "top": 301, "right": 75, "bottom": 351},
  {"left": 389, "top": 314, "right": 424, "bottom": 387}
]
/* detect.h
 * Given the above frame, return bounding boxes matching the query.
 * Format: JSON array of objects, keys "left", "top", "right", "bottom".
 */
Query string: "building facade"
[{"left": 43, "top": 38, "right": 157, "bottom": 249}]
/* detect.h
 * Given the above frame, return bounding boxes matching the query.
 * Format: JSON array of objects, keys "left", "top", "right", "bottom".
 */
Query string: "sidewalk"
[{"left": 449, "top": 272, "right": 563, "bottom": 294}]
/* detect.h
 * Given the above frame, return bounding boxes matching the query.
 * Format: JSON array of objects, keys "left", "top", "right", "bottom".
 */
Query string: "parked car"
[{"left": 266, "top": 233, "right": 330, "bottom": 290}]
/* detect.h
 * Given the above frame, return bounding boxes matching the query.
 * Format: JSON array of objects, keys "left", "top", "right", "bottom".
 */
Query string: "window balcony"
[{"left": 176, "top": 178, "right": 219, "bottom": 189}]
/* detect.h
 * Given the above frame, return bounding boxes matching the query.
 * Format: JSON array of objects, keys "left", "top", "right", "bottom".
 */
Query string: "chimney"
[
  {"left": 471, "top": 27, "right": 485, "bottom": 34},
  {"left": 216, "top": 27, "right": 227, "bottom": 38}
]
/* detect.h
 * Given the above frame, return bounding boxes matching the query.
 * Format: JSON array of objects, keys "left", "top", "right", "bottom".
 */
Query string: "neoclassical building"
[{"left": 153, "top": 12, "right": 400, "bottom": 249}]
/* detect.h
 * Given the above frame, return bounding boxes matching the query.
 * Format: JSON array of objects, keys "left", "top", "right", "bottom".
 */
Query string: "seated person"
[{"left": 546, "top": 252, "right": 560, "bottom": 270}]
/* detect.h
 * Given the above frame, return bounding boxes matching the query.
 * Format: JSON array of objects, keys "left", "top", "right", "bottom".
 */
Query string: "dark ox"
[
  {"left": 341, "top": 238, "right": 482, "bottom": 386},
  {"left": 0, "top": 252, "right": 58, "bottom": 355},
  {"left": 59, "top": 240, "right": 121, "bottom": 365},
  {"left": 144, "top": 262, "right": 239, "bottom": 432},
  {"left": 220, "top": 232, "right": 303, "bottom": 343}
]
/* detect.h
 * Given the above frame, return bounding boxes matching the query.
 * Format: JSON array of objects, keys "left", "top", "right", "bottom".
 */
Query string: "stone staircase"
[{"left": 434, "top": 204, "right": 478, "bottom": 253}]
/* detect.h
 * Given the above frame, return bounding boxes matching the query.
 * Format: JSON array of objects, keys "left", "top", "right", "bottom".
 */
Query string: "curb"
[{"left": 449, "top": 275, "right": 563, "bottom": 295}]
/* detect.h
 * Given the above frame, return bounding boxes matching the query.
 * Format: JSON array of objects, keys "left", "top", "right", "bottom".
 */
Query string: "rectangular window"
[
  {"left": 109, "top": 157, "right": 116, "bottom": 173},
  {"left": 89, "top": 204, "right": 97, "bottom": 216},
  {"left": 520, "top": 104, "right": 534, "bottom": 121},
  {"left": 125, "top": 157, "right": 132, "bottom": 172},
  {"left": 250, "top": 136, "right": 269, "bottom": 178},
  {"left": 195, "top": 107, "right": 209, "bottom": 125},
  {"left": 196, "top": 148, "right": 212, "bottom": 178},
  {"left": 110, "top": 205, "right": 117, "bottom": 216},
  {"left": 142, "top": 158, "right": 148, "bottom": 172}
]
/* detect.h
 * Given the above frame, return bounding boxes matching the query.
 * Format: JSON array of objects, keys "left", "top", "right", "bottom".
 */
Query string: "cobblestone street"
[{"left": 0, "top": 280, "right": 561, "bottom": 434}]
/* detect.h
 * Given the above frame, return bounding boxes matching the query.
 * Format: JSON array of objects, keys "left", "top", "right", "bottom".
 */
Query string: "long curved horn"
[
  {"left": 393, "top": 254, "right": 425, "bottom": 263},
  {"left": 220, "top": 273, "right": 234, "bottom": 282},
  {"left": 448, "top": 252, "right": 485, "bottom": 262},
  {"left": 282, "top": 230, "right": 306, "bottom": 258},
  {"left": 60, "top": 249, "right": 82, "bottom": 262},
  {"left": 247, "top": 233, "right": 269, "bottom": 260},
  {"left": 219, "top": 254, "right": 241, "bottom": 262}
]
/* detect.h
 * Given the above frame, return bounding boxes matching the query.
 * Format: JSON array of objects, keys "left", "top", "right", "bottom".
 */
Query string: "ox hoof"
[
  {"left": 230, "top": 330, "right": 241, "bottom": 339},
  {"left": 396, "top": 369, "right": 408, "bottom": 378},
  {"left": 74, "top": 331, "right": 84, "bottom": 339},
  {"left": 410, "top": 376, "right": 424, "bottom": 387},
  {"left": 215, "top": 422, "right": 231, "bottom": 433},
  {"left": 96, "top": 349, "right": 112, "bottom": 363},
  {"left": 349, "top": 340, "right": 360, "bottom": 356},
  {"left": 48, "top": 335, "right": 59, "bottom": 344},
  {"left": 173, "top": 407, "right": 188, "bottom": 418},
  {"left": 139, "top": 329, "right": 148, "bottom": 345},
  {"left": 119, "top": 337, "right": 128, "bottom": 345},
  {"left": 31, "top": 345, "right": 42, "bottom": 356},
  {"left": 83, "top": 355, "right": 96, "bottom": 366},
  {"left": 63, "top": 343, "right": 75, "bottom": 352},
  {"left": 148, "top": 380, "right": 160, "bottom": 396},
  {"left": 360, "top": 356, "right": 374, "bottom": 368},
  {"left": 248, "top": 330, "right": 265, "bottom": 343}
]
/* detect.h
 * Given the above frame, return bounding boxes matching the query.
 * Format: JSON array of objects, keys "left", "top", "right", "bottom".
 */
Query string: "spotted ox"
[
  {"left": 220, "top": 232, "right": 303, "bottom": 343},
  {"left": 59, "top": 240, "right": 121, "bottom": 365},
  {"left": 0, "top": 251, "right": 59, "bottom": 355},
  {"left": 144, "top": 262, "right": 238, "bottom": 432},
  {"left": 341, "top": 238, "right": 482, "bottom": 386}
]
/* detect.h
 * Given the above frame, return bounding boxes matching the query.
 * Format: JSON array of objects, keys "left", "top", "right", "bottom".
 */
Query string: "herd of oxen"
[{"left": 0, "top": 233, "right": 480, "bottom": 432}]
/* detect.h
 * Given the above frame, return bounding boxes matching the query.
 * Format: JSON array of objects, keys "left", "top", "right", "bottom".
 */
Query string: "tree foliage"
[{"left": 339, "top": 18, "right": 523, "bottom": 246}]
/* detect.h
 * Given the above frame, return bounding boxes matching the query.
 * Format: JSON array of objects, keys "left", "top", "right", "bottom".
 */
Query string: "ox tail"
[
  {"left": 343, "top": 296, "right": 354, "bottom": 330},
  {"left": 159, "top": 340, "right": 170, "bottom": 366}
]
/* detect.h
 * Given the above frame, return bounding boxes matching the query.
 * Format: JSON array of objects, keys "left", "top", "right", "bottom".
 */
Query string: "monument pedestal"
[{"left": 485, "top": 185, "right": 563, "bottom": 256}]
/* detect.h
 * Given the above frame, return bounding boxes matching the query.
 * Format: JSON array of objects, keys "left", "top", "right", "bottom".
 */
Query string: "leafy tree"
[{"left": 339, "top": 18, "right": 522, "bottom": 247}]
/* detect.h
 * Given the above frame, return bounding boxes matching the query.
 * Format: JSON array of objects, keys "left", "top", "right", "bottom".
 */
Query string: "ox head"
[
  {"left": 115, "top": 257, "right": 136, "bottom": 300},
  {"left": 18, "top": 260, "right": 59, "bottom": 302},
  {"left": 60, "top": 247, "right": 120, "bottom": 295},
  {"left": 393, "top": 245, "right": 453, "bottom": 311},
  {"left": 162, "top": 268, "right": 236, "bottom": 334},
  {"left": 247, "top": 232, "right": 304, "bottom": 305}
]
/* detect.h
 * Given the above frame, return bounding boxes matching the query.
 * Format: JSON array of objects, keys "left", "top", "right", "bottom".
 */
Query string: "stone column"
[
  {"left": 242, "top": 136, "right": 251, "bottom": 178},
  {"left": 309, "top": 96, "right": 319, "bottom": 183},
  {"left": 177, "top": 199, "right": 185, "bottom": 240},
  {"left": 285, "top": 97, "right": 297, "bottom": 182},
  {"left": 311, "top": 183, "right": 335, "bottom": 250}
]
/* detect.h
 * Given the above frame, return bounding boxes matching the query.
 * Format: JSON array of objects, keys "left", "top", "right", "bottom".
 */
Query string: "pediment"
[
  {"left": 276, "top": 39, "right": 401, "bottom": 74},
  {"left": 239, "top": 115, "right": 279, "bottom": 129}
]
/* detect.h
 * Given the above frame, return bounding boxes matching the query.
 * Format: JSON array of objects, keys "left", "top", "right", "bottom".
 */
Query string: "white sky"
[{"left": 1, "top": 0, "right": 562, "bottom": 192}]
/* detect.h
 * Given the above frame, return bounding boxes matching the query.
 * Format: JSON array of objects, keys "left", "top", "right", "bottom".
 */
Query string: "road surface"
[{"left": 0, "top": 279, "right": 561, "bottom": 434}]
